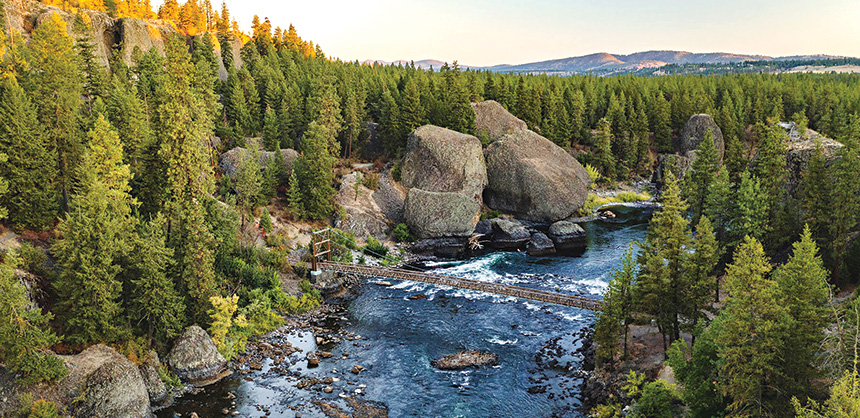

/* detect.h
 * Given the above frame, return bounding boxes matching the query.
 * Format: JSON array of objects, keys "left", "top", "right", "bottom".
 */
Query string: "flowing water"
[{"left": 158, "top": 205, "right": 652, "bottom": 418}]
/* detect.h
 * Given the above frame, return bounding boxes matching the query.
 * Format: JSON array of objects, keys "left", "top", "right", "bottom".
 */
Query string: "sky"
[{"left": 158, "top": 0, "right": 860, "bottom": 67}]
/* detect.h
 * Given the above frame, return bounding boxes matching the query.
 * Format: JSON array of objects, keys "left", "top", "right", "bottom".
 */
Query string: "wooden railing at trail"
[{"left": 316, "top": 261, "right": 603, "bottom": 311}]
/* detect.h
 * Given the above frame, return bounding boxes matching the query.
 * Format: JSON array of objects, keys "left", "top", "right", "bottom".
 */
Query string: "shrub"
[
  {"left": 17, "top": 242, "right": 49, "bottom": 278},
  {"left": 393, "top": 223, "right": 414, "bottom": 242},
  {"left": 27, "top": 399, "right": 59, "bottom": 418},
  {"left": 584, "top": 163, "right": 601, "bottom": 189},
  {"left": 363, "top": 236, "right": 389, "bottom": 258},
  {"left": 157, "top": 364, "right": 183, "bottom": 388},
  {"left": 480, "top": 209, "right": 502, "bottom": 221},
  {"left": 590, "top": 403, "right": 623, "bottom": 418},
  {"left": 630, "top": 380, "right": 677, "bottom": 418},
  {"left": 208, "top": 295, "right": 248, "bottom": 361},
  {"left": 259, "top": 207, "right": 273, "bottom": 234},
  {"left": 363, "top": 172, "right": 380, "bottom": 190},
  {"left": 391, "top": 161, "right": 402, "bottom": 182},
  {"left": 614, "top": 191, "right": 651, "bottom": 203}
]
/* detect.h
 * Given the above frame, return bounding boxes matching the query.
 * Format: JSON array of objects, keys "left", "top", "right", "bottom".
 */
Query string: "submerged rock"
[
  {"left": 484, "top": 129, "right": 590, "bottom": 222},
  {"left": 472, "top": 100, "right": 528, "bottom": 142},
  {"left": 431, "top": 350, "right": 499, "bottom": 370},
  {"left": 526, "top": 232, "right": 556, "bottom": 256},
  {"left": 168, "top": 325, "right": 230, "bottom": 386},
  {"left": 404, "top": 189, "right": 481, "bottom": 239}
]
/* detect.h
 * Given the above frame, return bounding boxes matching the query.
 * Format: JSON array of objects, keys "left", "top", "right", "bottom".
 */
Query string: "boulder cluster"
[
  {"left": 0, "top": 326, "right": 230, "bottom": 417},
  {"left": 401, "top": 101, "right": 590, "bottom": 257}
]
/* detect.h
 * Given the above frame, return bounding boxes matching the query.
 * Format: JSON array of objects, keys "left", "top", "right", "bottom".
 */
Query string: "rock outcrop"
[
  {"left": 168, "top": 325, "right": 229, "bottom": 386},
  {"left": 410, "top": 237, "right": 468, "bottom": 259},
  {"left": 472, "top": 100, "right": 528, "bottom": 142},
  {"left": 484, "top": 130, "right": 590, "bottom": 222},
  {"left": 777, "top": 122, "right": 843, "bottom": 191},
  {"left": 334, "top": 172, "right": 390, "bottom": 239},
  {"left": 404, "top": 189, "right": 481, "bottom": 239},
  {"left": 431, "top": 350, "right": 499, "bottom": 370},
  {"left": 0, "top": 345, "right": 152, "bottom": 417},
  {"left": 220, "top": 146, "right": 298, "bottom": 178},
  {"left": 652, "top": 154, "right": 692, "bottom": 187},
  {"left": 401, "top": 125, "right": 487, "bottom": 200},
  {"left": 674, "top": 114, "right": 725, "bottom": 160},
  {"left": 372, "top": 168, "right": 408, "bottom": 224},
  {"left": 3, "top": 0, "right": 241, "bottom": 77}
]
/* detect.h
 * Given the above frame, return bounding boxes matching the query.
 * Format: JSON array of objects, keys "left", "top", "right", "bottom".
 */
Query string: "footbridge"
[{"left": 309, "top": 229, "right": 603, "bottom": 311}]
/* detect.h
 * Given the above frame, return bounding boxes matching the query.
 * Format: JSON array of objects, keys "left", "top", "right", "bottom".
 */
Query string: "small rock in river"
[{"left": 351, "top": 364, "right": 364, "bottom": 374}]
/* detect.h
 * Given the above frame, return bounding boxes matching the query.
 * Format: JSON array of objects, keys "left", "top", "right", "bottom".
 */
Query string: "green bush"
[
  {"left": 364, "top": 172, "right": 380, "bottom": 190},
  {"left": 391, "top": 161, "right": 402, "bottom": 182},
  {"left": 480, "top": 209, "right": 502, "bottom": 221},
  {"left": 584, "top": 163, "right": 601, "bottom": 189},
  {"left": 393, "top": 223, "right": 414, "bottom": 242},
  {"left": 259, "top": 207, "right": 273, "bottom": 234},
  {"left": 363, "top": 236, "right": 389, "bottom": 258},
  {"left": 157, "top": 364, "right": 183, "bottom": 388},
  {"left": 630, "top": 380, "right": 677, "bottom": 418},
  {"left": 17, "top": 242, "right": 49, "bottom": 278}
]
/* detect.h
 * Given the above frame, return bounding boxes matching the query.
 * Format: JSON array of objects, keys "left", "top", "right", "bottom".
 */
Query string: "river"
[{"left": 158, "top": 205, "right": 652, "bottom": 418}]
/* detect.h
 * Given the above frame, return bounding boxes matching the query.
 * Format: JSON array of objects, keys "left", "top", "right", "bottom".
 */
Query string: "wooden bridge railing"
[{"left": 316, "top": 261, "right": 603, "bottom": 311}]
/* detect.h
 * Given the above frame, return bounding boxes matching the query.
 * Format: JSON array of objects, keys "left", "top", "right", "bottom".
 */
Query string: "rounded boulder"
[
  {"left": 484, "top": 130, "right": 590, "bottom": 222},
  {"left": 168, "top": 325, "right": 229, "bottom": 386},
  {"left": 401, "top": 125, "right": 487, "bottom": 200},
  {"left": 404, "top": 188, "right": 481, "bottom": 239},
  {"left": 674, "top": 114, "right": 725, "bottom": 160},
  {"left": 472, "top": 100, "right": 528, "bottom": 142}
]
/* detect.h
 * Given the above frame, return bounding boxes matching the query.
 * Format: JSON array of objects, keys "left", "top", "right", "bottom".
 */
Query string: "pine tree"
[
  {"left": 593, "top": 118, "right": 616, "bottom": 180},
  {"left": 292, "top": 121, "right": 336, "bottom": 220},
  {"left": 0, "top": 77, "right": 59, "bottom": 231},
  {"left": 26, "top": 13, "right": 84, "bottom": 212},
  {"left": 683, "top": 129, "right": 719, "bottom": 225},
  {"left": 652, "top": 91, "right": 672, "bottom": 152},
  {"left": 773, "top": 225, "right": 831, "bottom": 400},
  {"left": 128, "top": 214, "right": 184, "bottom": 347},
  {"left": 751, "top": 123, "right": 789, "bottom": 248},
  {"left": 686, "top": 216, "right": 720, "bottom": 325},
  {"left": 667, "top": 319, "right": 727, "bottom": 418},
  {"left": 731, "top": 171, "right": 769, "bottom": 250},
  {"left": 0, "top": 252, "right": 67, "bottom": 386},
  {"left": 717, "top": 236, "right": 791, "bottom": 417},
  {"left": 73, "top": 14, "right": 107, "bottom": 114},
  {"left": 54, "top": 116, "right": 136, "bottom": 345},
  {"left": 169, "top": 197, "right": 218, "bottom": 326},
  {"left": 829, "top": 133, "right": 860, "bottom": 283},
  {"left": 262, "top": 105, "right": 280, "bottom": 151},
  {"left": 636, "top": 171, "right": 691, "bottom": 349},
  {"left": 233, "top": 143, "right": 263, "bottom": 225},
  {"left": 800, "top": 140, "right": 833, "bottom": 266}
]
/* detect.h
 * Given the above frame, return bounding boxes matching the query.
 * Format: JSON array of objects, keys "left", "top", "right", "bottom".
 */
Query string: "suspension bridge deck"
[{"left": 316, "top": 261, "right": 603, "bottom": 311}]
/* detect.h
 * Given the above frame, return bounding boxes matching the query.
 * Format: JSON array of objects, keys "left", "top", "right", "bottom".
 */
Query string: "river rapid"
[{"left": 158, "top": 205, "right": 652, "bottom": 418}]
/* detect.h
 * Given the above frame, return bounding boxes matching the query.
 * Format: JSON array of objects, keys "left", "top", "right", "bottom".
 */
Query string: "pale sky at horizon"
[{"left": 157, "top": 0, "right": 859, "bottom": 66}]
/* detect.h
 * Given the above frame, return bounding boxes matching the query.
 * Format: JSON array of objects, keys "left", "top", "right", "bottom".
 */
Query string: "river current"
[{"left": 159, "top": 205, "right": 652, "bottom": 418}]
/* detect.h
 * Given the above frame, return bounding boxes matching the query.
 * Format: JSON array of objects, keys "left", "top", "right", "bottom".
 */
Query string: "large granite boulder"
[
  {"left": 334, "top": 172, "right": 391, "bottom": 239},
  {"left": 0, "top": 345, "right": 152, "bottom": 417},
  {"left": 490, "top": 218, "right": 530, "bottom": 249},
  {"left": 484, "top": 130, "right": 590, "bottom": 222},
  {"left": 373, "top": 169, "right": 408, "bottom": 224},
  {"left": 674, "top": 114, "right": 725, "bottom": 160},
  {"left": 168, "top": 325, "right": 229, "bottom": 386},
  {"left": 404, "top": 189, "right": 481, "bottom": 239},
  {"left": 401, "top": 125, "right": 487, "bottom": 200},
  {"left": 472, "top": 100, "right": 528, "bottom": 142},
  {"left": 220, "top": 146, "right": 298, "bottom": 178},
  {"left": 548, "top": 221, "right": 587, "bottom": 251}
]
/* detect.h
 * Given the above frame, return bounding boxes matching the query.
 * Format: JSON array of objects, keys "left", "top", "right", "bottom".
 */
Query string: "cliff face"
[{"left": 2, "top": 0, "right": 241, "bottom": 78}]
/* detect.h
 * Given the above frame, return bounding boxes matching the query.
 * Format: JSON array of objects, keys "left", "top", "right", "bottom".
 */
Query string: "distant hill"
[
  {"left": 487, "top": 50, "right": 847, "bottom": 75},
  {"left": 363, "top": 50, "right": 851, "bottom": 76}
]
